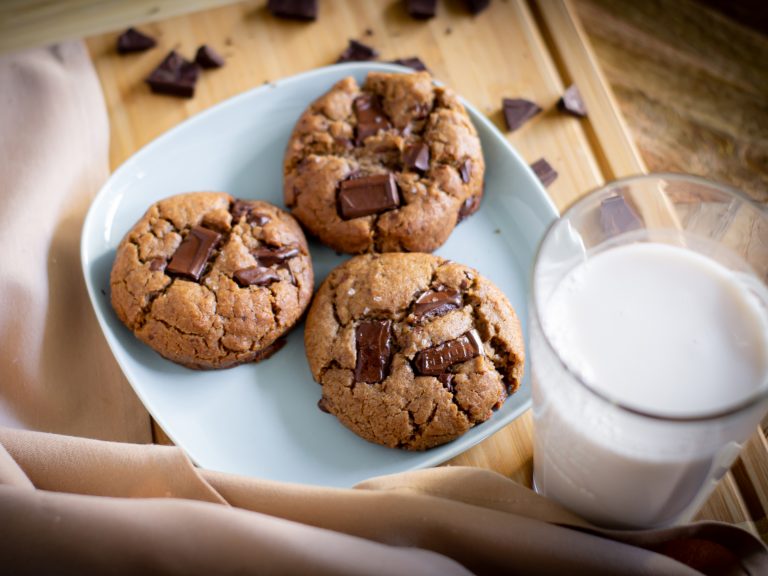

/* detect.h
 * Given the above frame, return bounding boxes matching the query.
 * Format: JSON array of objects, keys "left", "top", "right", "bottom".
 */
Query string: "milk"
[{"left": 532, "top": 241, "right": 768, "bottom": 528}]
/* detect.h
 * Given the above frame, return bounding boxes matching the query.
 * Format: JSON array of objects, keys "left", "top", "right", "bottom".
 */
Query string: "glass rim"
[{"left": 531, "top": 172, "right": 768, "bottom": 423}]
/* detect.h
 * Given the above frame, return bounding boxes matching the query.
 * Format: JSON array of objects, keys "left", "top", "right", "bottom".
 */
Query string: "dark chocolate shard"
[
  {"left": 117, "top": 28, "right": 156, "bottom": 54},
  {"left": 530, "top": 158, "right": 558, "bottom": 188},
  {"left": 166, "top": 226, "right": 221, "bottom": 281},
  {"left": 338, "top": 173, "right": 400, "bottom": 219},
  {"left": 466, "top": 0, "right": 491, "bottom": 14},
  {"left": 502, "top": 98, "right": 541, "bottom": 132},
  {"left": 407, "top": 0, "right": 437, "bottom": 19},
  {"left": 231, "top": 200, "right": 271, "bottom": 226},
  {"left": 413, "top": 289, "right": 462, "bottom": 320},
  {"left": 233, "top": 266, "right": 280, "bottom": 287},
  {"left": 437, "top": 373, "right": 454, "bottom": 392},
  {"left": 414, "top": 329, "right": 484, "bottom": 376},
  {"left": 355, "top": 320, "right": 393, "bottom": 383},
  {"left": 195, "top": 44, "right": 225, "bottom": 69},
  {"left": 388, "top": 57, "right": 429, "bottom": 72},
  {"left": 600, "top": 195, "right": 643, "bottom": 236},
  {"left": 267, "top": 0, "right": 317, "bottom": 20},
  {"left": 337, "top": 39, "right": 379, "bottom": 63},
  {"left": 253, "top": 246, "right": 300, "bottom": 266},
  {"left": 354, "top": 93, "right": 391, "bottom": 143},
  {"left": 459, "top": 159, "right": 472, "bottom": 183},
  {"left": 145, "top": 51, "right": 200, "bottom": 98},
  {"left": 403, "top": 142, "right": 430, "bottom": 173},
  {"left": 457, "top": 196, "right": 481, "bottom": 223},
  {"left": 558, "top": 84, "right": 588, "bottom": 118},
  {"left": 148, "top": 257, "right": 167, "bottom": 272}
]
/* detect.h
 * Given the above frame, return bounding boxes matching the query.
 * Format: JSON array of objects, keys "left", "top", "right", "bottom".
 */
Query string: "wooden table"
[{"left": 78, "top": 0, "right": 767, "bottom": 542}]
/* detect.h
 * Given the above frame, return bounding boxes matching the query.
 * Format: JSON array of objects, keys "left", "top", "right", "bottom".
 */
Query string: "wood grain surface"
[{"left": 81, "top": 0, "right": 767, "bottom": 541}]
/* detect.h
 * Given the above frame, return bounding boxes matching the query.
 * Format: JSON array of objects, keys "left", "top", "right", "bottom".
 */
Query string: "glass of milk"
[{"left": 530, "top": 173, "right": 768, "bottom": 529}]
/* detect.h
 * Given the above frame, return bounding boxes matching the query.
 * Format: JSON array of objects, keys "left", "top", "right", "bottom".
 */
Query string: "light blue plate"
[{"left": 81, "top": 62, "right": 558, "bottom": 487}]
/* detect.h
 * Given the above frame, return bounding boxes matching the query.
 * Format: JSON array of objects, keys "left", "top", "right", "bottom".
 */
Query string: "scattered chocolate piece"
[
  {"left": 231, "top": 200, "right": 271, "bottom": 226},
  {"left": 354, "top": 93, "right": 391, "bottom": 143},
  {"left": 403, "top": 142, "right": 430, "bottom": 173},
  {"left": 195, "top": 44, "right": 225, "bottom": 69},
  {"left": 558, "top": 84, "right": 588, "bottom": 118},
  {"left": 166, "top": 226, "right": 221, "bottom": 281},
  {"left": 337, "top": 39, "right": 379, "bottom": 63},
  {"left": 148, "top": 257, "right": 167, "bottom": 272},
  {"left": 117, "top": 28, "right": 156, "bottom": 54},
  {"left": 407, "top": 0, "right": 437, "bottom": 19},
  {"left": 233, "top": 266, "right": 280, "bottom": 287},
  {"left": 445, "top": 27, "right": 452, "bottom": 35},
  {"left": 466, "top": 0, "right": 491, "bottom": 14},
  {"left": 267, "top": 0, "right": 318, "bottom": 20},
  {"left": 364, "top": 28, "right": 374, "bottom": 36},
  {"left": 414, "top": 329, "right": 484, "bottom": 376},
  {"left": 100, "top": 288, "right": 106, "bottom": 296},
  {"left": 317, "top": 397, "right": 331, "bottom": 413},
  {"left": 600, "top": 195, "right": 643, "bottom": 235},
  {"left": 145, "top": 51, "right": 200, "bottom": 98},
  {"left": 388, "top": 56, "right": 429, "bottom": 72},
  {"left": 355, "top": 320, "right": 393, "bottom": 383},
  {"left": 338, "top": 173, "right": 400, "bottom": 219},
  {"left": 457, "top": 196, "right": 481, "bottom": 223},
  {"left": 253, "top": 246, "right": 300, "bottom": 266},
  {"left": 459, "top": 159, "right": 472, "bottom": 183},
  {"left": 413, "top": 289, "right": 462, "bottom": 320},
  {"left": 502, "top": 98, "right": 541, "bottom": 132},
  {"left": 437, "top": 373, "right": 454, "bottom": 392},
  {"left": 530, "top": 158, "right": 558, "bottom": 188}
]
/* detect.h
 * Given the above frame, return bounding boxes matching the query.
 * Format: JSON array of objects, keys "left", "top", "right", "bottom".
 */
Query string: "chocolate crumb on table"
[
  {"left": 530, "top": 158, "right": 558, "bottom": 187},
  {"left": 388, "top": 56, "right": 429, "bottom": 72},
  {"left": 600, "top": 195, "right": 643, "bottom": 235},
  {"left": 117, "top": 27, "right": 156, "bottom": 54},
  {"left": 502, "top": 98, "right": 541, "bottom": 131},
  {"left": 558, "top": 84, "right": 588, "bottom": 117},
  {"left": 267, "top": 0, "right": 318, "bottom": 21},
  {"left": 145, "top": 51, "right": 200, "bottom": 98},
  {"left": 195, "top": 45, "right": 225, "bottom": 69},
  {"left": 336, "top": 39, "right": 379, "bottom": 63},
  {"left": 466, "top": 0, "right": 491, "bottom": 14},
  {"left": 407, "top": 0, "right": 437, "bottom": 19}
]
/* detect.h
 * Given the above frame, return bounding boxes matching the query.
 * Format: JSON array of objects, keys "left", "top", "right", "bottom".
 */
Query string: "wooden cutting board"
[{"left": 85, "top": 0, "right": 768, "bottom": 541}]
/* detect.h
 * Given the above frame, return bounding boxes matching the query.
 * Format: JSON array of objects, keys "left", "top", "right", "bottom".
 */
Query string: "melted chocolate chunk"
[
  {"left": 355, "top": 320, "right": 393, "bottom": 383},
  {"left": 437, "top": 373, "right": 454, "bottom": 392},
  {"left": 388, "top": 57, "right": 429, "bottom": 72},
  {"left": 459, "top": 159, "right": 472, "bottom": 183},
  {"left": 558, "top": 84, "right": 588, "bottom": 118},
  {"left": 407, "top": 0, "right": 437, "bottom": 19},
  {"left": 457, "top": 196, "right": 481, "bottom": 223},
  {"left": 117, "top": 28, "right": 156, "bottom": 54},
  {"left": 166, "top": 226, "right": 221, "bottom": 281},
  {"left": 354, "top": 93, "right": 391, "bottom": 143},
  {"left": 413, "top": 289, "right": 461, "bottom": 320},
  {"left": 337, "top": 39, "right": 379, "bottom": 63},
  {"left": 414, "top": 330, "right": 484, "bottom": 376},
  {"left": 253, "top": 246, "right": 300, "bottom": 266},
  {"left": 145, "top": 51, "right": 200, "bottom": 98},
  {"left": 267, "top": 0, "right": 317, "bottom": 20},
  {"left": 403, "top": 142, "right": 430, "bottom": 173},
  {"left": 195, "top": 44, "right": 225, "bottom": 69},
  {"left": 233, "top": 266, "right": 280, "bottom": 287},
  {"left": 231, "top": 200, "right": 271, "bottom": 226},
  {"left": 338, "top": 173, "right": 400, "bottom": 219},
  {"left": 600, "top": 195, "right": 643, "bottom": 235},
  {"left": 530, "top": 158, "right": 558, "bottom": 188},
  {"left": 317, "top": 397, "right": 331, "bottom": 413},
  {"left": 502, "top": 98, "right": 541, "bottom": 132},
  {"left": 148, "top": 257, "right": 166, "bottom": 272}
]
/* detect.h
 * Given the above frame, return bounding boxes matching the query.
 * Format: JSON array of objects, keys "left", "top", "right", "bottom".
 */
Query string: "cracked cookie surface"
[
  {"left": 305, "top": 253, "right": 524, "bottom": 450},
  {"left": 283, "top": 71, "right": 485, "bottom": 254},
  {"left": 110, "top": 192, "right": 313, "bottom": 369}
]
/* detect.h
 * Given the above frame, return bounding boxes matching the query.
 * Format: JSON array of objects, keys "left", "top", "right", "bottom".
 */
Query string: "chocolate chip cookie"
[
  {"left": 284, "top": 71, "right": 485, "bottom": 254},
  {"left": 305, "top": 253, "right": 524, "bottom": 450},
  {"left": 110, "top": 192, "right": 313, "bottom": 369}
]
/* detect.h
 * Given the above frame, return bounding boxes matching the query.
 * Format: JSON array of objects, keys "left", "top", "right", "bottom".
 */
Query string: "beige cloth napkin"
[
  {"left": 1, "top": 427, "right": 766, "bottom": 575},
  {"left": 0, "top": 42, "right": 149, "bottom": 441}
]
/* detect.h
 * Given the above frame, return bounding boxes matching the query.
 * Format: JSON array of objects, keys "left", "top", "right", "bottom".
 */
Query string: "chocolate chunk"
[
  {"left": 195, "top": 45, "right": 225, "bottom": 69},
  {"left": 166, "top": 226, "right": 221, "bottom": 281},
  {"left": 459, "top": 159, "right": 472, "bottom": 183},
  {"left": 354, "top": 93, "right": 391, "bottom": 143},
  {"left": 267, "top": 0, "right": 317, "bottom": 20},
  {"left": 233, "top": 266, "right": 280, "bottom": 287},
  {"left": 148, "top": 257, "right": 167, "bottom": 272},
  {"left": 466, "top": 0, "right": 490, "bottom": 14},
  {"left": 407, "top": 0, "right": 437, "bottom": 19},
  {"left": 338, "top": 173, "right": 400, "bottom": 219},
  {"left": 437, "top": 373, "right": 454, "bottom": 392},
  {"left": 145, "top": 51, "right": 200, "bottom": 98},
  {"left": 231, "top": 200, "right": 271, "bottom": 226},
  {"left": 317, "top": 397, "right": 331, "bottom": 413},
  {"left": 530, "top": 158, "right": 558, "bottom": 188},
  {"left": 117, "top": 28, "right": 156, "bottom": 54},
  {"left": 558, "top": 84, "right": 588, "bottom": 118},
  {"left": 414, "top": 330, "right": 484, "bottom": 376},
  {"left": 457, "top": 196, "right": 481, "bottom": 223},
  {"left": 413, "top": 289, "right": 461, "bottom": 320},
  {"left": 403, "top": 142, "right": 430, "bottom": 173},
  {"left": 388, "top": 57, "right": 429, "bottom": 72},
  {"left": 337, "top": 39, "right": 379, "bottom": 63},
  {"left": 253, "top": 246, "right": 300, "bottom": 266},
  {"left": 502, "top": 98, "right": 541, "bottom": 132},
  {"left": 600, "top": 195, "right": 643, "bottom": 235},
  {"left": 355, "top": 320, "right": 393, "bottom": 383}
]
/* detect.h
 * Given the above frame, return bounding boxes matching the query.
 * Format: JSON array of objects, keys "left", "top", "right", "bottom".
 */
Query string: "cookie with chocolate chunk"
[
  {"left": 110, "top": 192, "right": 313, "bottom": 369},
  {"left": 305, "top": 253, "right": 524, "bottom": 450},
  {"left": 283, "top": 71, "right": 485, "bottom": 254}
]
